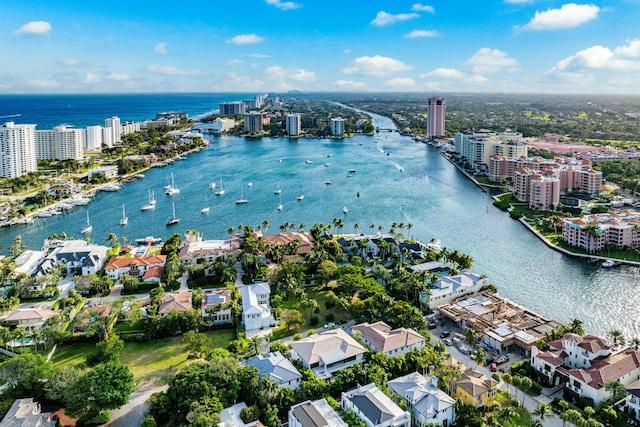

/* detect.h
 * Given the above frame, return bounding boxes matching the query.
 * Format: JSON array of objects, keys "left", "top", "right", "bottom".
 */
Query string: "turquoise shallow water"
[{"left": 1, "top": 112, "right": 638, "bottom": 338}]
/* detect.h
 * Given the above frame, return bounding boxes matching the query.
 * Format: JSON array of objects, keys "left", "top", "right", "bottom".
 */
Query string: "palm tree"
[
  {"left": 107, "top": 233, "right": 118, "bottom": 246},
  {"left": 464, "top": 327, "right": 479, "bottom": 348},
  {"left": 607, "top": 329, "right": 625, "bottom": 347},
  {"left": 248, "top": 335, "right": 265, "bottom": 356},
  {"left": 472, "top": 348, "right": 486, "bottom": 368},
  {"left": 630, "top": 337, "right": 640, "bottom": 350},
  {"left": 533, "top": 402, "right": 552, "bottom": 424},
  {"left": 569, "top": 318, "right": 585, "bottom": 335},
  {"left": 262, "top": 219, "right": 270, "bottom": 234},
  {"left": 605, "top": 379, "right": 627, "bottom": 401}
]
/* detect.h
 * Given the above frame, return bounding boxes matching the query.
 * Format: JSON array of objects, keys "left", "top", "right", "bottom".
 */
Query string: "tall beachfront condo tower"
[
  {"left": 0, "top": 122, "right": 37, "bottom": 178},
  {"left": 244, "top": 112, "right": 264, "bottom": 134},
  {"left": 330, "top": 118, "right": 345, "bottom": 137},
  {"left": 427, "top": 96, "right": 446, "bottom": 138},
  {"left": 220, "top": 101, "right": 246, "bottom": 115},
  {"left": 35, "top": 126, "right": 84, "bottom": 161},
  {"left": 104, "top": 116, "right": 122, "bottom": 146},
  {"left": 85, "top": 125, "right": 103, "bottom": 151},
  {"left": 286, "top": 113, "right": 302, "bottom": 136}
]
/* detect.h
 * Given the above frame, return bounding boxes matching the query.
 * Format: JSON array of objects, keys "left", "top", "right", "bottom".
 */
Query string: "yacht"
[
  {"left": 37, "top": 210, "right": 53, "bottom": 218},
  {"left": 324, "top": 163, "right": 331, "bottom": 167},
  {"left": 343, "top": 206, "right": 348, "bottom": 214},
  {"left": 135, "top": 236, "right": 162, "bottom": 245},
  {"left": 296, "top": 194, "right": 304, "bottom": 201},
  {"left": 305, "top": 160, "right": 312, "bottom": 164},
  {"left": 166, "top": 202, "right": 180, "bottom": 226},
  {"left": 101, "top": 182, "right": 122, "bottom": 192},
  {"left": 235, "top": 189, "right": 248, "bottom": 205},
  {"left": 120, "top": 205, "right": 128, "bottom": 226},
  {"left": 165, "top": 172, "right": 180, "bottom": 196},
  {"left": 602, "top": 259, "right": 616, "bottom": 268},
  {"left": 247, "top": 182, "right": 253, "bottom": 188},
  {"left": 201, "top": 207, "right": 210, "bottom": 214},
  {"left": 348, "top": 169, "right": 357, "bottom": 173},
  {"left": 141, "top": 189, "right": 156, "bottom": 211},
  {"left": 214, "top": 178, "right": 225, "bottom": 196},
  {"left": 81, "top": 212, "right": 93, "bottom": 234}
]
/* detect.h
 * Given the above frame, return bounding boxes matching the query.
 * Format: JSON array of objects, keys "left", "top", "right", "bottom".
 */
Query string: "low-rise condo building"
[{"left": 562, "top": 211, "right": 640, "bottom": 252}]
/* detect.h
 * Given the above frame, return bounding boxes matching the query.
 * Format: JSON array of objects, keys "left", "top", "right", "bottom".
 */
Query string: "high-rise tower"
[{"left": 427, "top": 97, "right": 446, "bottom": 138}]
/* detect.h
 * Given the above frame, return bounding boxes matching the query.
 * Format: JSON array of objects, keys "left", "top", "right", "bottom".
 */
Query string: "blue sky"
[{"left": 2, "top": 0, "right": 639, "bottom": 94}]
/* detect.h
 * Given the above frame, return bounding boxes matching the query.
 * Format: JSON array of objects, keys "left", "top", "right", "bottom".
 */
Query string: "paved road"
[{"left": 109, "top": 385, "right": 168, "bottom": 427}]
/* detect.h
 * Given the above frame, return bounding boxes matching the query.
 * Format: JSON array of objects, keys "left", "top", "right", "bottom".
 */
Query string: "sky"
[{"left": 2, "top": 0, "right": 640, "bottom": 94}]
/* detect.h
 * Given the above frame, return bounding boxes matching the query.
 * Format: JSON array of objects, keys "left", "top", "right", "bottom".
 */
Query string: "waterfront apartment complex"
[
  {"left": 0, "top": 122, "right": 37, "bottom": 178},
  {"left": 562, "top": 211, "right": 640, "bottom": 253},
  {"left": 286, "top": 113, "right": 302, "bottom": 136},
  {"left": 104, "top": 116, "right": 122, "bottom": 145},
  {"left": 220, "top": 101, "right": 246, "bottom": 115},
  {"left": 331, "top": 117, "right": 345, "bottom": 137},
  {"left": 455, "top": 130, "right": 527, "bottom": 174},
  {"left": 427, "top": 96, "right": 446, "bottom": 138},
  {"left": 35, "top": 126, "right": 84, "bottom": 161},
  {"left": 244, "top": 112, "right": 265, "bottom": 134}
]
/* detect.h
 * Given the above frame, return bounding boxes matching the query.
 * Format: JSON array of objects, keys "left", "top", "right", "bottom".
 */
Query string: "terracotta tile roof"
[
  {"left": 105, "top": 254, "right": 166, "bottom": 270},
  {"left": 578, "top": 335, "right": 611, "bottom": 353},
  {"left": 536, "top": 349, "right": 566, "bottom": 367},
  {"left": 559, "top": 349, "right": 640, "bottom": 390},
  {"left": 142, "top": 265, "right": 164, "bottom": 280},
  {"left": 158, "top": 290, "right": 192, "bottom": 314},
  {"left": 263, "top": 232, "right": 315, "bottom": 255},
  {"left": 352, "top": 321, "right": 425, "bottom": 353}
]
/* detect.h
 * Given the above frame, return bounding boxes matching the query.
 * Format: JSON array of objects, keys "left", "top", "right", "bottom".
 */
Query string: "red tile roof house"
[
  {"left": 104, "top": 255, "right": 166, "bottom": 281},
  {"left": 531, "top": 333, "right": 640, "bottom": 405},
  {"left": 158, "top": 290, "right": 193, "bottom": 315}
]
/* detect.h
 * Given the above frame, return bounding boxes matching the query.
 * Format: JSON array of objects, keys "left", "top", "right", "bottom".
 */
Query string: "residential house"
[
  {"left": 406, "top": 261, "right": 449, "bottom": 275},
  {"left": 241, "top": 283, "right": 276, "bottom": 333},
  {"left": 387, "top": 372, "right": 456, "bottom": 427},
  {"left": 158, "top": 290, "right": 192, "bottom": 315},
  {"left": 289, "top": 328, "right": 367, "bottom": 379},
  {"left": 245, "top": 351, "right": 302, "bottom": 389},
  {"left": 202, "top": 288, "right": 232, "bottom": 324},
  {"left": 104, "top": 254, "right": 166, "bottom": 281},
  {"left": 263, "top": 232, "right": 315, "bottom": 257},
  {"left": 13, "top": 250, "right": 46, "bottom": 277},
  {"left": 289, "top": 399, "right": 348, "bottom": 427},
  {"left": 39, "top": 240, "right": 108, "bottom": 276},
  {"left": 341, "top": 383, "right": 411, "bottom": 427},
  {"left": 218, "top": 402, "right": 265, "bottom": 427},
  {"left": 420, "top": 272, "right": 488, "bottom": 310},
  {"left": 351, "top": 321, "right": 426, "bottom": 357},
  {"left": 626, "top": 380, "right": 640, "bottom": 422},
  {"left": 178, "top": 233, "right": 234, "bottom": 276},
  {"left": 1, "top": 305, "right": 60, "bottom": 333},
  {"left": 141, "top": 265, "right": 164, "bottom": 283},
  {"left": 0, "top": 398, "right": 55, "bottom": 427},
  {"left": 530, "top": 333, "right": 640, "bottom": 404},
  {"left": 450, "top": 369, "right": 499, "bottom": 408}
]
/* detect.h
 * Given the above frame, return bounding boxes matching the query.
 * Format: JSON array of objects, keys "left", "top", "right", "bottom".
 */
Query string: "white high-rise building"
[
  {"left": 101, "top": 127, "right": 114, "bottom": 148},
  {"left": 427, "top": 96, "right": 446, "bottom": 138},
  {"left": 104, "top": 116, "right": 122, "bottom": 145},
  {"left": 85, "top": 125, "right": 103, "bottom": 151},
  {"left": 211, "top": 118, "right": 235, "bottom": 133},
  {"left": 0, "top": 122, "right": 37, "bottom": 178},
  {"left": 330, "top": 118, "right": 345, "bottom": 137},
  {"left": 286, "top": 113, "right": 301, "bottom": 136},
  {"left": 35, "top": 126, "right": 84, "bottom": 161}
]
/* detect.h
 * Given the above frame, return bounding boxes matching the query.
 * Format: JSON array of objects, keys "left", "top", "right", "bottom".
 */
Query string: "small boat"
[
  {"left": 37, "top": 210, "right": 53, "bottom": 218},
  {"left": 120, "top": 205, "right": 128, "bottom": 226},
  {"left": 166, "top": 202, "right": 180, "bottom": 226},
  {"left": 278, "top": 194, "right": 283, "bottom": 211},
  {"left": 209, "top": 182, "right": 216, "bottom": 189},
  {"left": 235, "top": 189, "right": 248, "bottom": 205},
  {"left": 201, "top": 207, "right": 210, "bottom": 214},
  {"left": 247, "top": 182, "right": 253, "bottom": 188},
  {"left": 343, "top": 206, "right": 348, "bottom": 214},
  {"left": 165, "top": 172, "right": 180, "bottom": 196},
  {"left": 348, "top": 169, "right": 357, "bottom": 173},
  {"left": 101, "top": 182, "right": 122, "bottom": 192},
  {"left": 327, "top": 154, "right": 332, "bottom": 157},
  {"left": 324, "top": 181, "right": 332, "bottom": 185},
  {"left": 141, "top": 189, "right": 156, "bottom": 211},
  {"left": 214, "top": 178, "right": 225, "bottom": 196},
  {"left": 296, "top": 194, "right": 304, "bottom": 201},
  {"left": 278, "top": 159, "right": 282, "bottom": 163},
  {"left": 324, "top": 163, "right": 331, "bottom": 167},
  {"left": 274, "top": 185, "right": 282, "bottom": 195},
  {"left": 81, "top": 211, "right": 93, "bottom": 234},
  {"left": 305, "top": 160, "right": 312, "bottom": 164},
  {"left": 602, "top": 259, "right": 615, "bottom": 268},
  {"left": 135, "top": 236, "right": 162, "bottom": 245}
]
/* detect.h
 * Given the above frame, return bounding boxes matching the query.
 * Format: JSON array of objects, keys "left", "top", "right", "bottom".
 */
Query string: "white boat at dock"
[
  {"left": 100, "top": 182, "right": 122, "bottom": 192},
  {"left": 69, "top": 195, "right": 91, "bottom": 205},
  {"left": 135, "top": 236, "right": 162, "bottom": 245},
  {"left": 602, "top": 259, "right": 616, "bottom": 268}
]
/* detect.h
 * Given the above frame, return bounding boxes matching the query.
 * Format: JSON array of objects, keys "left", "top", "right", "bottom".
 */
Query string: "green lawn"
[{"left": 52, "top": 329, "right": 235, "bottom": 386}]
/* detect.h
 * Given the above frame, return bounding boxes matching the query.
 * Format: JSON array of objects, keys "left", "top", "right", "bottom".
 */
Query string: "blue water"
[{"left": 0, "top": 95, "right": 638, "bottom": 339}]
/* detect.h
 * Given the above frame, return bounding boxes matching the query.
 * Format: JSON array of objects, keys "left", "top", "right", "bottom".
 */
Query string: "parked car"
[
  {"left": 323, "top": 322, "right": 335, "bottom": 329},
  {"left": 491, "top": 363, "right": 497, "bottom": 372},
  {"left": 428, "top": 321, "right": 437, "bottom": 329},
  {"left": 495, "top": 355, "right": 509, "bottom": 364},
  {"left": 484, "top": 356, "right": 495, "bottom": 366},
  {"left": 442, "top": 338, "right": 453, "bottom": 346},
  {"left": 439, "top": 330, "right": 451, "bottom": 338},
  {"left": 336, "top": 319, "right": 348, "bottom": 325},
  {"left": 458, "top": 345, "right": 470, "bottom": 354}
]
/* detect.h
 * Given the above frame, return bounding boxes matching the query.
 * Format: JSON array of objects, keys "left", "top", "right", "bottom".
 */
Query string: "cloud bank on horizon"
[{"left": 1, "top": 0, "right": 638, "bottom": 94}]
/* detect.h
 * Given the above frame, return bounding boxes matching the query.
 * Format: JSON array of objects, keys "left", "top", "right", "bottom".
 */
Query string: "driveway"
[{"left": 109, "top": 385, "right": 167, "bottom": 427}]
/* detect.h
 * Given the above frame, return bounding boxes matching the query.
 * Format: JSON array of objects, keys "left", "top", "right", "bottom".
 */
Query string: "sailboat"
[
  {"left": 141, "top": 189, "right": 156, "bottom": 211},
  {"left": 343, "top": 206, "right": 349, "bottom": 214},
  {"left": 166, "top": 202, "right": 180, "bottom": 226},
  {"left": 214, "top": 178, "right": 225, "bottom": 196},
  {"left": 165, "top": 172, "right": 180, "bottom": 196},
  {"left": 274, "top": 184, "right": 281, "bottom": 195},
  {"left": 81, "top": 211, "right": 93, "bottom": 234},
  {"left": 120, "top": 205, "right": 128, "bottom": 225},
  {"left": 278, "top": 193, "right": 283, "bottom": 211},
  {"left": 201, "top": 195, "right": 210, "bottom": 214},
  {"left": 235, "top": 188, "right": 248, "bottom": 205}
]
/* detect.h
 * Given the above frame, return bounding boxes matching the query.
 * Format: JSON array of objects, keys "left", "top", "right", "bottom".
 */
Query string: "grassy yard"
[{"left": 51, "top": 328, "right": 235, "bottom": 387}]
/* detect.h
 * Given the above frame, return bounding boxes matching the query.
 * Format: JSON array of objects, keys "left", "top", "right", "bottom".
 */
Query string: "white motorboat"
[
  {"left": 100, "top": 182, "right": 122, "bottom": 192},
  {"left": 343, "top": 206, "right": 348, "bottom": 214},
  {"left": 120, "top": 205, "right": 128, "bottom": 226},
  {"left": 278, "top": 194, "right": 283, "bottom": 211},
  {"left": 274, "top": 184, "right": 282, "bottom": 195},
  {"left": 209, "top": 182, "right": 216, "bottom": 189},
  {"left": 296, "top": 194, "right": 304, "bottom": 201},
  {"left": 81, "top": 211, "right": 93, "bottom": 234},
  {"left": 247, "top": 182, "right": 253, "bottom": 188},
  {"left": 201, "top": 207, "right": 210, "bottom": 214},
  {"left": 165, "top": 172, "right": 180, "bottom": 196},
  {"left": 166, "top": 202, "right": 180, "bottom": 226},
  {"left": 602, "top": 259, "right": 616, "bottom": 268},
  {"left": 305, "top": 160, "right": 312, "bottom": 164}
]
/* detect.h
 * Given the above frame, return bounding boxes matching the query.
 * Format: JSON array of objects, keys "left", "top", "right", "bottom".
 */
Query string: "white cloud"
[
  {"left": 106, "top": 72, "right": 132, "bottom": 81},
  {"left": 154, "top": 42, "right": 168, "bottom": 55},
  {"left": 147, "top": 65, "right": 201, "bottom": 76},
  {"left": 420, "top": 68, "right": 488, "bottom": 83},
  {"left": 505, "top": 0, "right": 533, "bottom": 3},
  {"left": 83, "top": 73, "right": 101, "bottom": 84},
  {"left": 226, "top": 34, "right": 265, "bottom": 45},
  {"left": 58, "top": 58, "right": 84, "bottom": 66},
  {"left": 371, "top": 11, "right": 420, "bottom": 27},
  {"left": 266, "top": 66, "right": 316, "bottom": 82},
  {"left": 343, "top": 55, "right": 413, "bottom": 76},
  {"left": 466, "top": 48, "right": 518, "bottom": 74},
  {"left": 223, "top": 73, "right": 266, "bottom": 91},
  {"left": 265, "top": 0, "right": 301, "bottom": 10},
  {"left": 549, "top": 40, "right": 640, "bottom": 74},
  {"left": 14, "top": 21, "right": 52, "bottom": 37},
  {"left": 385, "top": 77, "right": 417, "bottom": 88},
  {"left": 404, "top": 29, "right": 438, "bottom": 38},
  {"left": 28, "top": 78, "right": 60, "bottom": 89},
  {"left": 523, "top": 3, "right": 600, "bottom": 30},
  {"left": 343, "top": 49, "right": 352, "bottom": 54},
  {"left": 412, "top": 3, "right": 435, "bottom": 13},
  {"left": 336, "top": 79, "right": 367, "bottom": 89},
  {"left": 225, "top": 59, "right": 244, "bottom": 66},
  {"left": 245, "top": 53, "right": 272, "bottom": 58}
]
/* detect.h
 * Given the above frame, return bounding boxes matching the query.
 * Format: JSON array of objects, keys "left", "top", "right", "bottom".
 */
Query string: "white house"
[
  {"left": 289, "top": 399, "right": 348, "bottom": 427},
  {"left": 387, "top": 372, "right": 455, "bottom": 427},
  {"left": 351, "top": 321, "right": 426, "bottom": 357},
  {"left": 420, "top": 272, "right": 488, "bottom": 310},
  {"left": 13, "top": 250, "right": 46, "bottom": 277},
  {"left": 289, "top": 329, "right": 367, "bottom": 379},
  {"left": 341, "top": 383, "right": 411, "bottom": 427},
  {"left": 531, "top": 333, "right": 640, "bottom": 405},
  {"left": 241, "top": 282, "right": 276, "bottom": 333},
  {"left": 626, "top": 380, "right": 640, "bottom": 422},
  {"left": 104, "top": 254, "right": 166, "bottom": 280},
  {"left": 217, "top": 402, "right": 264, "bottom": 427},
  {"left": 245, "top": 351, "right": 302, "bottom": 389},
  {"left": 40, "top": 240, "right": 109, "bottom": 276}
]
